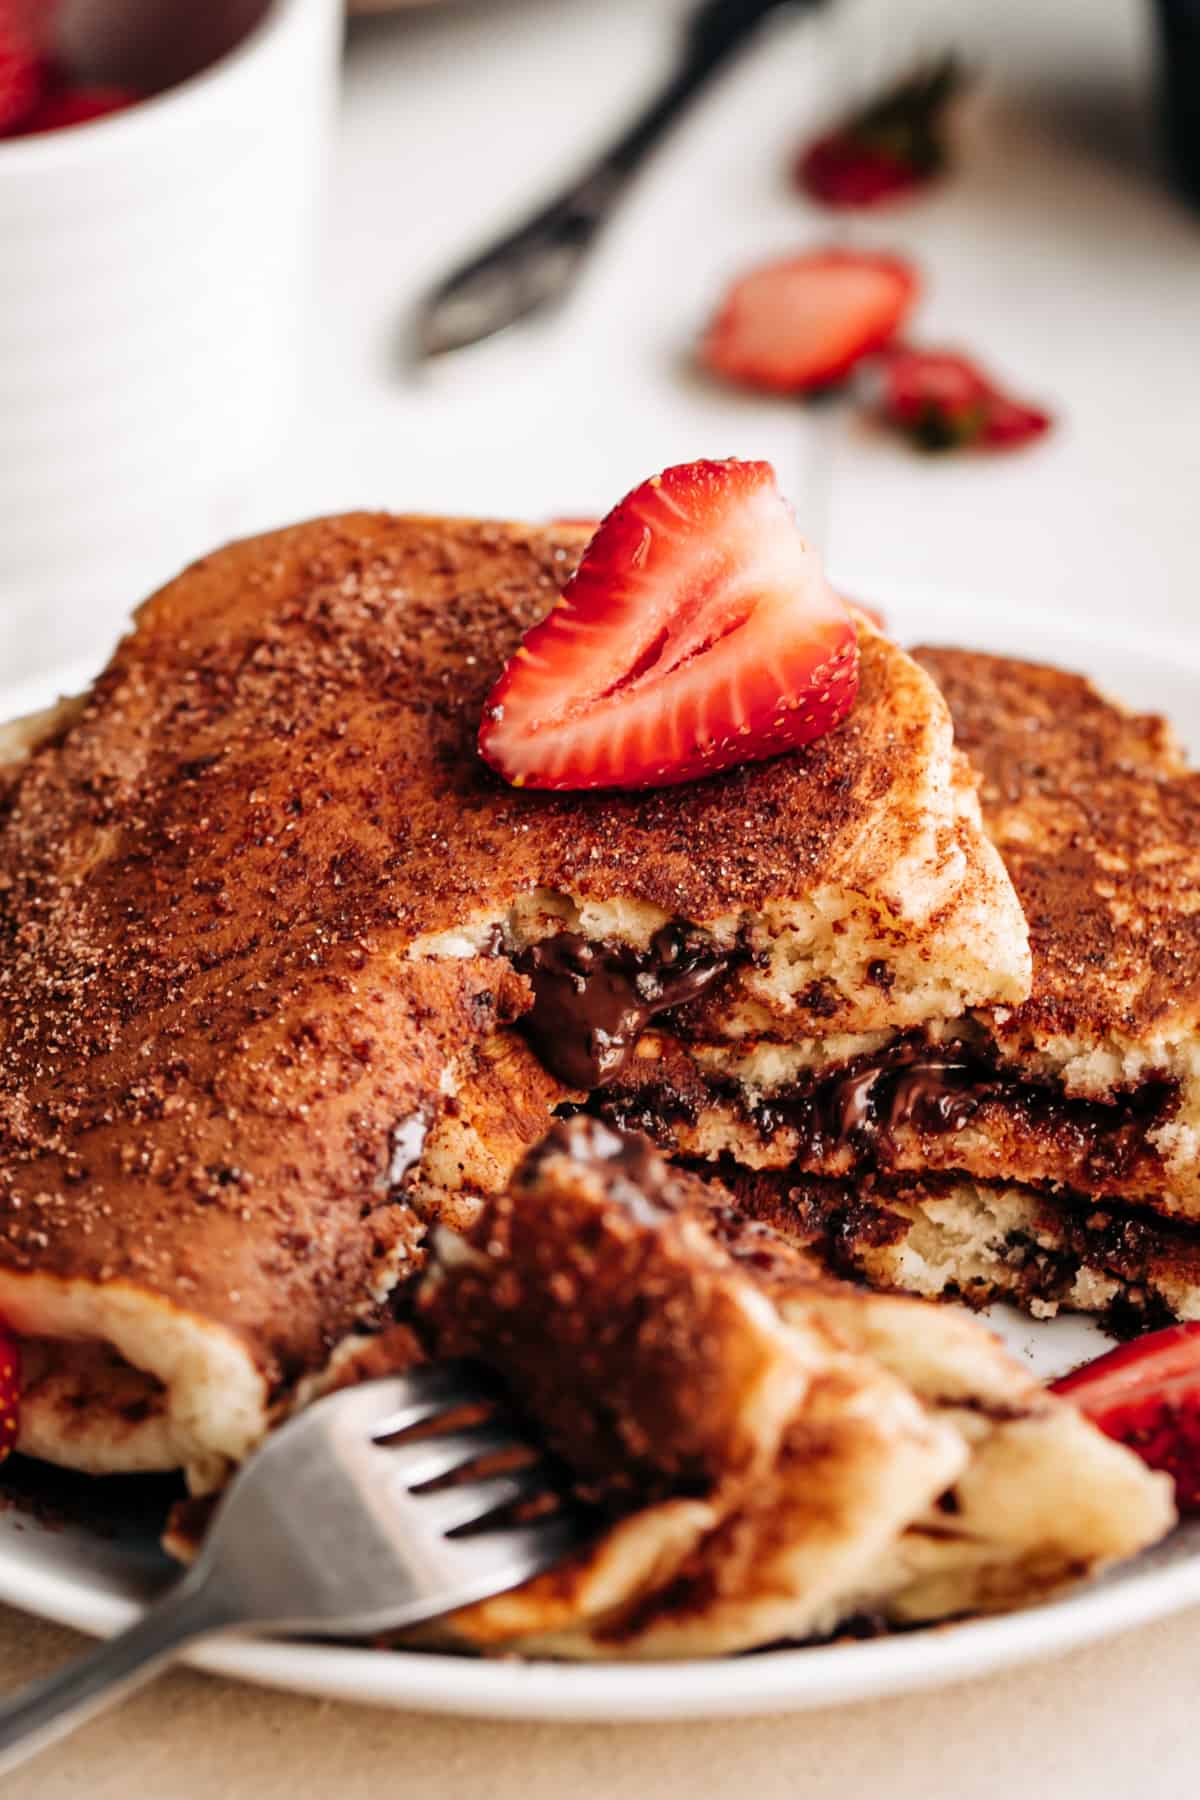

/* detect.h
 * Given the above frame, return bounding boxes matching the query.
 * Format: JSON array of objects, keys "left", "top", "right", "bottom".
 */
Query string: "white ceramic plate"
[{"left": 1, "top": 589, "right": 1198, "bottom": 1721}]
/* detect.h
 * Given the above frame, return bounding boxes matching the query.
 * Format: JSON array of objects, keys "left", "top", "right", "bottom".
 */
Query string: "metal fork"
[
  {"left": 413, "top": 0, "right": 828, "bottom": 359},
  {"left": 0, "top": 1364, "right": 585, "bottom": 1776}
]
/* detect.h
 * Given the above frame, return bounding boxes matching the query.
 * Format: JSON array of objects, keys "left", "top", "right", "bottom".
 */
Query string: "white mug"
[{"left": 0, "top": 0, "right": 341, "bottom": 687}]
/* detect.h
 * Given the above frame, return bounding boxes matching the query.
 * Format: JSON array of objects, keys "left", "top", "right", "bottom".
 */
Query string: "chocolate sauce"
[
  {"left": 759, "top": 1046, "right": 984, "bottom": 1161},
  {"left": 518, "top": 929, "right": 728, "bottom": 1089}
]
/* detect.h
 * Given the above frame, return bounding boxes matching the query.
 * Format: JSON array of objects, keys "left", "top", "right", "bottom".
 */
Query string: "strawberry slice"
[
  {"left": 878, "top": 347, "right": 1051, "bottom": 451},
  {"left": 702, "top": 249, "right": 918, "bottom": 395},
  {"left": 1052, "top": 1323, "right": 1200, "bottom": 1512},
  {"left": 0, "top": 1324, "right": 18, "bottom": 1467},
  {"left": 479, "top": 459, "right": 859, "bottom": 792},
  {"left": 796, "top": 56, "right": 964, "bottom": 210}
]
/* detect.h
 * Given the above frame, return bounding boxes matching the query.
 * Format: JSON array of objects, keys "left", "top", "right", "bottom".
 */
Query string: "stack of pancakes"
[
  {"left": 0, "top": 511, "right": 1192, "bottom": 1611},
  {"left": 596, "top": 646, "right": 1200, "bottom": 1333}
]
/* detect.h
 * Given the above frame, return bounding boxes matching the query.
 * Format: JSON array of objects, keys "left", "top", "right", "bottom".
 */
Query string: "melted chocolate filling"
[
  {"left": 768, "top": 1046, "right": 984, "bottom": 1160},
  {"left": 597, "top": 1035, "right": 1178, "bottom": 1185},
  {"left": 518, "top": 929, "right": 729, "bottom": 1089}
]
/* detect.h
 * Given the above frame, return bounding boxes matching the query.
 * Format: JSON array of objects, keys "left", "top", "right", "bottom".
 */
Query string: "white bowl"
[{"left": 0, "top": 0, "right": 341, "bottom": 686}]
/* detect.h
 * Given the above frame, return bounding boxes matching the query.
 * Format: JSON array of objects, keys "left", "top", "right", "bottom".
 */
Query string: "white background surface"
[
  {"left": 6, "top": 0, "right": 1200, "bottom": 1792},
  {"left": 14, "top": 0, "right": 1200, "bottom": 686}
]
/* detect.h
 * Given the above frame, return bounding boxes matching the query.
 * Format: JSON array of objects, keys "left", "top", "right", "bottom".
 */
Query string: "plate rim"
[{"left": 2, "top": 587, "right": 1199, "bottom": 1720}]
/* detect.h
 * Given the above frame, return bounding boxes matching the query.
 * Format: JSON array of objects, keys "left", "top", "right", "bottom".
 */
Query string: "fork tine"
[
  {"left": 313, "top": 1362, "right": 489, "bottom": 1442},
  {"left": 385, "top": 1422, "right": 517, "bottom": 1490},
  {"left": 460, "top": 1513, "right": 587, "bottom": 1586},
  {"left": 412, "top": 1462, "right": 554, "bottom": 1536}
]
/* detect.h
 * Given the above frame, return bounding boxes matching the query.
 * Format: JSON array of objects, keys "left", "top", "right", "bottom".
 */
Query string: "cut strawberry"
[
  {"left": 878, "top": 347, "right": 1051, "bottom": 452},
  {"left": 797, "top": 56, "right": 964, "bottom": 209},
  {"left": 980, "top": 389, "right": 1053, "bottom": 449},
  {"left": 0, "top": 1324, "right": 18, "bottom": 1467},
  {"left": 479, "top": 459, "right": 859, "bottom": 792},
  {"left": 1052, "top": 1323, "right": 1200, "bottom": 1513},
  {"left": 13, "top": 81, "right": 140, "bottom": 135},
  {"left": 702, "top": 249, "right": 917, "bottom": 396}
]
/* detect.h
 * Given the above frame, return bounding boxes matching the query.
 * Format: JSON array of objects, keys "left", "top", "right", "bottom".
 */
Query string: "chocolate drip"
[{"left": 519, "top": 929, "right": 728, "bottom": 1089}]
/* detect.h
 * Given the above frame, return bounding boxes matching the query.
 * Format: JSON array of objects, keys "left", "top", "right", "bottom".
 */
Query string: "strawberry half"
[
  {"left": 702, "top": 249, "right": 918, "bottom": 396},
  {"left": 1052, "top": 1323, "right": 1200, "bottom": 1512},
  {"left": 0, "top": 1325, "right": 18, "bottom": 1467},
  {"left": 797, "top": 56, "right": 964, "bottom": 209},
  {"left": 479, "top": 459, "right": 859, "bottom": 792},
  {"left": 878, "top": 347, "right": 1051, "bottom": 451}
]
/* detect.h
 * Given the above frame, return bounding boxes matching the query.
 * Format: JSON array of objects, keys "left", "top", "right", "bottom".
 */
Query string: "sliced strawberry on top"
[
  {"left": 1052, "top": 1323, "right": 1200, "bottom": 1512},
  {"left": 479, "top": 458, "right": 859, "bottom": 792},
  {"left": 0, "top": 1324, "right": 18, "bottom": 1466},
  {"left": 702, "top": 249, "right": 918, "bottom": 396}
]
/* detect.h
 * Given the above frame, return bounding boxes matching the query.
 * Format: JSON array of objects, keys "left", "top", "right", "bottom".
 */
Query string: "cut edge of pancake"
[
  {"left": 736, "top": 1169, "right": 1200, "bottom": 1332},
  {"left": 0, "top": 1270, "right": 267, "bottom": 1493},
  {"left": 406, "top": 619, "right": 1032, "bottom": 1041}
]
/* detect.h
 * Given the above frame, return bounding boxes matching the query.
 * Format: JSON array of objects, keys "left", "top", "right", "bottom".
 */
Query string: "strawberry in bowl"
[
  {"left": 479, "top": 459, "right": 859, "bottom": 792},
  {"left": 0, "top": 0, "right": 140, "bottom": 140}
]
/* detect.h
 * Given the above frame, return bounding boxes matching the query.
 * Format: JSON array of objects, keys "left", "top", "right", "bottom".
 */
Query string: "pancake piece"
[
  {"left": 0, "top": 513, "right": 1029, "bottom": 1485},
  {"left": 411, "top": 1030, "right": 576, "bottom": 1236},
  {"left": 916, "top": 646, "right": 1200, "bottom": 1204},
  {"left": 413, "top": 1120, "right": 1170, "bottom": 1658},
  {"left": 719, "top": 1165, "right": 1200, "bottom": 1334}
]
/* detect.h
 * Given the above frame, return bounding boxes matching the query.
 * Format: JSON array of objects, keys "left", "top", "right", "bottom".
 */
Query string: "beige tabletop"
[{"left": 1, "top": 1599, "right": 1194, "bottom": 1800}]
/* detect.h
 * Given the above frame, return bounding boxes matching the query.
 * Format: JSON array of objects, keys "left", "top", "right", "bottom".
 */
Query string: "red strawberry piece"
[
  {"left": 14, "top": 81, "right": 140, "bottom": 135},
  {"left": 0, "top": 0, "right": 46, "bottom": 136},
  {"left": 479, "top": 458, "right": 859, "bottom": 792},
  {"left": 702, "top": 249, "right": 918, "bottom": 396},
  {"left": 980, "top": 389, "right": 1052, "bottom": 449},
  {"left": 0, "top": 1325, "right": 18, "bottom": 1466},
  {"left": 799, "top": 138, "right": 926, "bottom": 210},
  {"left": 879, "top": 346, "right": 1051, "bottom": 452},
  {"left": 797, "top": 56, "right": 964, "bottom": 210},
  {"left": 1052, "top": 1323, "right": 1200, "bottom": 1512}
]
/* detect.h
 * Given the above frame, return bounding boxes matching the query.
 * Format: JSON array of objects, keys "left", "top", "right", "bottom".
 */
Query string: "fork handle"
[
  {"left": 0, "top": 1570, "right": 238, "bottom": 1777},
  {"left": 419, "top": 1, "right": 817, "bottom": 354}
]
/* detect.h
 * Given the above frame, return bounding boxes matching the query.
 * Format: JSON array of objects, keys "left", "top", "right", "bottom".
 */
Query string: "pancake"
[
  {"left": 0, "top": 513, "right": 1029, "bottom": 1485},
  {"left": 716, "top": 1165, "right": 1200, "bottom": 1335},
  {"left": 590, "top": 649, "right": 1200, "bottom": 1223},
  {"left": 411, "top": 1119, "right": 1171, "bottom": 1657}
]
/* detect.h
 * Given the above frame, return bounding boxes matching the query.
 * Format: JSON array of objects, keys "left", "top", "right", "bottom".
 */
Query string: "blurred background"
[{"left": 2, "top": 0, "right": 1199, "bottom": 693}]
